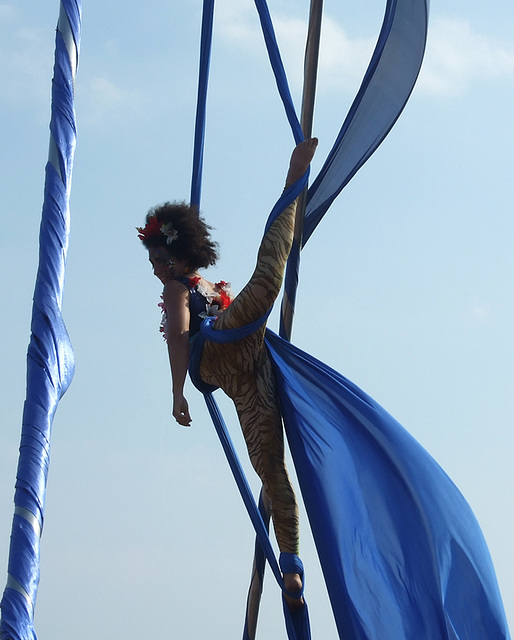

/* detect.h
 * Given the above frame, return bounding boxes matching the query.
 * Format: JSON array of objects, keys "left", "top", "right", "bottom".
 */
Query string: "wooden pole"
[
  {"left": 281, "top": 0, "right": 323, "bottom": 340},
  {"left": 300, "top": 0, "right": 323, "bottom": 139},
  {"left": 246, "top": 5, "right": 324, "bottom": 637}
]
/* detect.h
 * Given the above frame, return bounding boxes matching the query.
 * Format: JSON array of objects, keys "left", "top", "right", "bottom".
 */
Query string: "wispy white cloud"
[
  {"left": 0, "top": 22, "right": 139, "bottom": 128},
  {"left": 214, "top": 7, "right": 514, "bottom": 100},
  {"left": 0, "top": 7, "right": 147, "bottom": 130},
  {"left": 274, "top": 15, "right": 376, "bottom": 93},
  {"left": 0, "top": 26, "right": 53, "bottom": 106},
  {"left": 214, "top": 1, "right": 261, "bottom": 49},
  {"left": 214, "top": 5, "right": 375, "bottom": 94},
  {"left": 418, "top": 17, "right": 514, "bottom": 96},
  {"left": 76, "top": 76, "right": 144, "bottom": 127},
  {"left": 315, "top": 17, "right": 376, "bottom": 93},
  {"left": 313, "top": 15, "right": 514, "bottom": 98}
]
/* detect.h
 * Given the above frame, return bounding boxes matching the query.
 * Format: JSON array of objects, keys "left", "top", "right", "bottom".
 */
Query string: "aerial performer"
[
  {"left": 137, "top": 136, "right": 512, "bottom": 640},
  {"left": 1, "top": 0, "right": 510, "bottom": 638},
  {"left": 138, "top": 137, "right": 319, "bottom": 612}
]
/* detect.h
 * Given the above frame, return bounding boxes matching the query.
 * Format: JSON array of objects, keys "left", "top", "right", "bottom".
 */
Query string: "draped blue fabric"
[
  {"left": 0, "top": 3, "right": 81, "bottom": 639},
  {"left": 190, "top": 299, "right": 511, "bottom": 639},
  {"left": 252, "top": 0, "right": 430, "bottom": 339},
  {"left": 283, "top": 0, "right": 429, "bottom": 336},
  {"left": 186, "top": 1, "right": 510, "bottom": 639},
  {"left": 190, "top": 0, "right": 430, "bottom": 326},
  {"left": 253, "top": 0, "right": 304, "bottom": 144},
  {"left": 189, "top": 319, "right": 312, "bottom": 640},
  {"left": 265, "top": 331, "right": 511, "bottom": 640},
  {"left": 302, "top": 0, "right": 429, "bottom": 244}
]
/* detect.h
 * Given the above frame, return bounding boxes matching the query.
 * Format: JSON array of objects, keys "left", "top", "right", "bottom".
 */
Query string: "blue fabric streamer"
[
  {"left": 0, "top": 3, "right": 81, "bottom": 639},
  {"left": 189, "top": 308, "right": 512, "bottom": 638},
  {"left": 190, "top": 0, "right": 215, "bottom": 208},
  {"left": 189, "top": 300, "right": 312, "bottom": 640},
  {"left": 265, "top": 330, "right": 511, "bottom": 640},
  {"left": 302, "top": 0, "right": 430, "bottom": 244},
  {"left": 187, "top": 1, "right": 509, "bottom": 638},
  {"left": 252, "top": 0, "right": 430, "bottom": 341},
  {"left": 253, "top": 0, "right": 304, "bottom": 144}
]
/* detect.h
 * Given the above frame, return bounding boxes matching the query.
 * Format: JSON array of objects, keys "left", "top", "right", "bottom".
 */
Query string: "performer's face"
[{"left": 148, "top": 248, "right": 187, "bottom": 284}]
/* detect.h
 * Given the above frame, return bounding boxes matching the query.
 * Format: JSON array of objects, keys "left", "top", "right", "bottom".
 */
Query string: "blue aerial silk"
[
  {"left": 265, "top": 331, "right": 511, "bottom": 640},
  {"left": 190, "top": 0, "right": 215, "bottom": 209},
  {"left": 0, "top": 3, "right": 81, "bottom": 640},
  {"left": 302, "top": 0, "right": 430, "bottom": 244},
  {"left": 189, "top": 1, "right": 510, "bottom": 638},
  {"left": 252, "top": 0, "right": 430, "bottom": 336},
  {"left": 189, "top": 179, "right": 312, "bottom": 640},
  {"left": 190, "top": 181, "right": 511, "bottom": 640}
]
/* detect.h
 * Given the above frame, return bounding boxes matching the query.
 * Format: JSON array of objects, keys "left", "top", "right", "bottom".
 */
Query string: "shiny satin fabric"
[
  {"left": 0, "top": 3, "right": 81, "bottom": 639},
  {"left": 266, "top": 330, "right": 511, "bottom": 640}
]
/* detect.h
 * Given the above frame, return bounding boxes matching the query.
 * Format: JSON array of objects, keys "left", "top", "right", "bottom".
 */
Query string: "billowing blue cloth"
[
  {"left": 190, "top": 317, "right": 312, "bottom": 640},
  {"left": 302, "top": 0, "right": 430, "bottom": 244},
  {"left": 191, "top": 313, "right": 511, "bottom": 638},
  {"left": 265, "top": 330, "right": 511, "bottom": 640},
  {"left": 253, "top": 0, "right": 430, "bottom": 336},
  {"left": 185, "top": 0, "right": 510, "bottom": 637}
]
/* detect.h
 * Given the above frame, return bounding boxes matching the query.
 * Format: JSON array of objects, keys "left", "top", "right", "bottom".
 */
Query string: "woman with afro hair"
[{"left": 138, "top": 138, "right": 318, "bottom": 609}]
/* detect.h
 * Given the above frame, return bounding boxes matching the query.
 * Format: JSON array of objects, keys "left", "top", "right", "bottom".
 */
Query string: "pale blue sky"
[{"left": 1, "top": 1, "right": 513, "bottom": 638}]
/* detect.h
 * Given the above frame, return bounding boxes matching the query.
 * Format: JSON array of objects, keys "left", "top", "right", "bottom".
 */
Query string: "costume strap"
[
  {"left": 279, "top": 553, "right": 305, "bottom": 599},
  {"left": 188, "top": 310, "right": 271, "bottom": 393},
  {"left": 200, "top": 310, "right": 271, "bottom": 343}
]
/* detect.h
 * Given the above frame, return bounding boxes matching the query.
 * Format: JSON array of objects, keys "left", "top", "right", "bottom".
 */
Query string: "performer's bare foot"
[
  {"left": 285, "top": 137, "right": 318, "bottom": 187},
  {"left": 283, "top": 572, "right": 304, "bottom": 611}
]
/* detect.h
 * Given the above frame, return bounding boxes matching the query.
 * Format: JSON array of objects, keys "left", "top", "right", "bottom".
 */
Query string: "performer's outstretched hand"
[
  {"left": 285, "top": 137, "right": 318, "bottom": 187},
  {"left": 173, "top": 393, "right": 192, "bottom": 427}
]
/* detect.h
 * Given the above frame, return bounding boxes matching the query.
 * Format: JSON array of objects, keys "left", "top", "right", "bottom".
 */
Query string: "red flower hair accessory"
[
  {"left": 136, "top": 216, "right": 161, "bottom": 240},
  {"left": 136, "top": 216, "right": 178, "bottom": 244}
]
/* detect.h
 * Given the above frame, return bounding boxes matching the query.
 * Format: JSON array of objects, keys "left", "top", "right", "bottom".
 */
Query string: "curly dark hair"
[{"left": 139, "top": 201, "right": 218, "bottom": 270}]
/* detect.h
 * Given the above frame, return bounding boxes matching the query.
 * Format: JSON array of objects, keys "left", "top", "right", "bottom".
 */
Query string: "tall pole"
[
  {"left": 280, "top": 0, "right": 323, "bottom": 340},
  {"left": 0, "top": 3, "right": 80, "bottom": 638}
]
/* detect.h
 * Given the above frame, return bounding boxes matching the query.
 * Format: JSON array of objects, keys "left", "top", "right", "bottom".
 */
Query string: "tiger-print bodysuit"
[{"left": 198, "top": 200, "right": 300, "bottom": 555}]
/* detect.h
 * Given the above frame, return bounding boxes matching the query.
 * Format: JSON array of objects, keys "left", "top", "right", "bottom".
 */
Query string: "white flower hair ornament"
[{"left": 160, "top": 223, "right": 179, "bottom": 245}]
